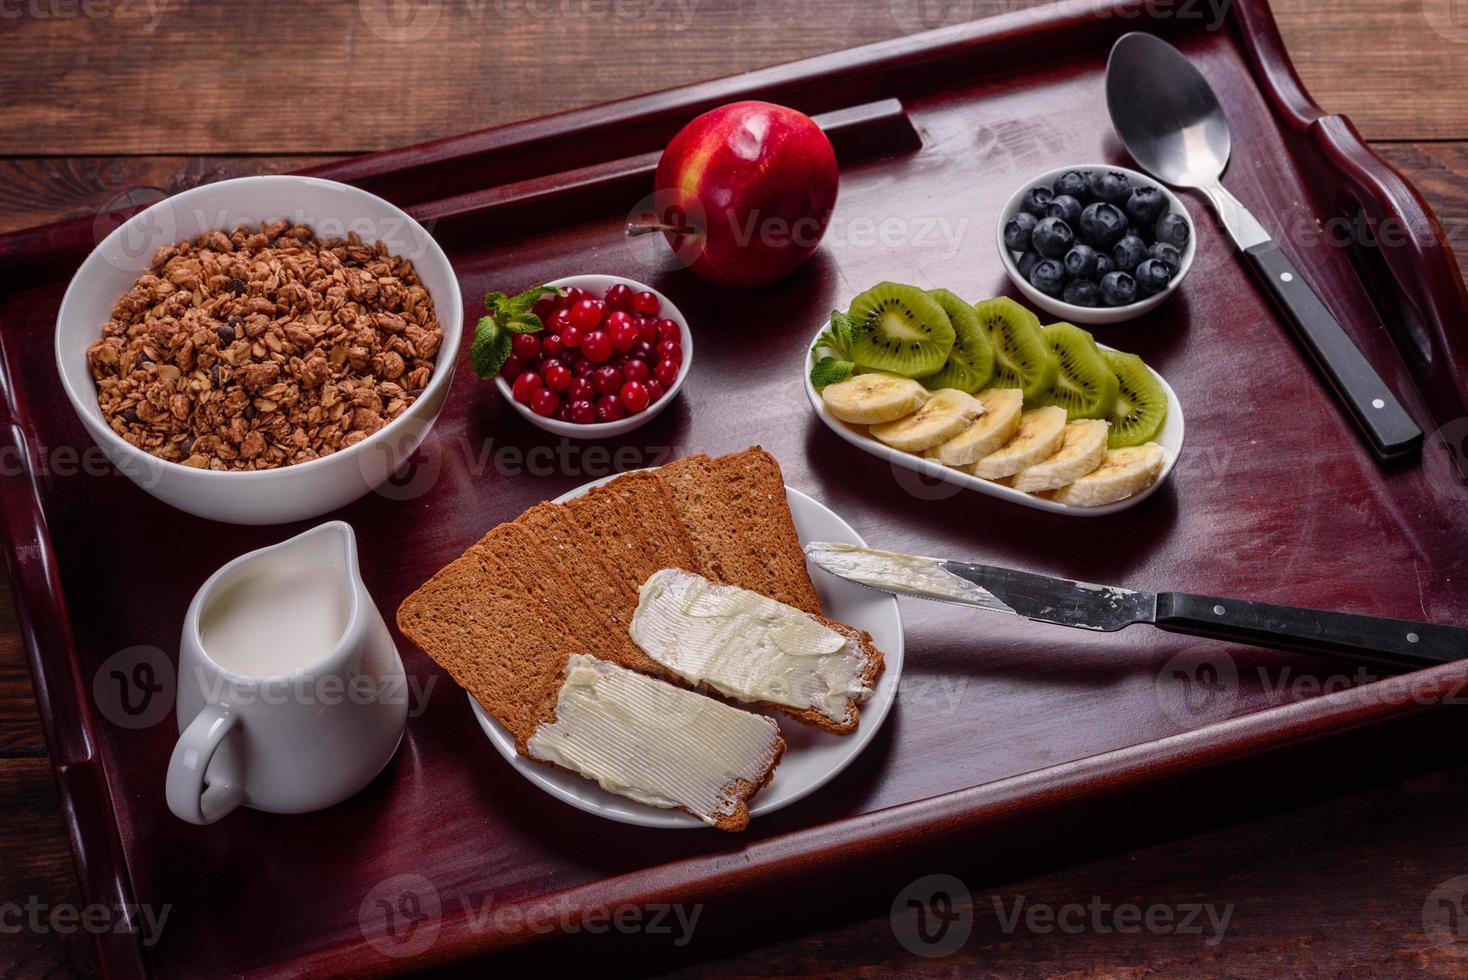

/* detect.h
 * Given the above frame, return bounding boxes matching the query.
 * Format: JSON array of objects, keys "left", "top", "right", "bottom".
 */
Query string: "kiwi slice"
[
  {"left": 1103, "top": 350, "right": 1169, "bottom": 447},
  {"left": 919, "top": 289, "right": 995, "bottom": 393},
  {"left": 847, "top": 282, "right": 955, "bottom": 378},
  {"left": 974, "top": 296, "right": 1058, "bottom": 405},
  {"left": 1036, "top": 322, "right": 1120, "bottom": 421}
]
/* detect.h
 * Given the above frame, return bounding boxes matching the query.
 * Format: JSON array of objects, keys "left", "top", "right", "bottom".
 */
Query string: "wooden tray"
[{"left": 4, "top": 0, "right": 1468, "bottom": 975}]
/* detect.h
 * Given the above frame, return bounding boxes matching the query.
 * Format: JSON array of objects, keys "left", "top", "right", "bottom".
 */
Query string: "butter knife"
[{"left": 805, "top": 543, "right": 1465, "bottom": 670}]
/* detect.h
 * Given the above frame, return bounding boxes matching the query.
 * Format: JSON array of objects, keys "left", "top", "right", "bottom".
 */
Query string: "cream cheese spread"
[
  {"left": 803, "top": 541, "right": 1014, "bottom": 611},
  {"left": 630, "top": 569, "right": 875, "bottom": 725},
  {"left": 526, "top": 654, "right": 781, "bottom": 825}
]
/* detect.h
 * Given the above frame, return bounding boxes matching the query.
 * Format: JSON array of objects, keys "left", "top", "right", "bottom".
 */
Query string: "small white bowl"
[
  {"left": 996, "top": 164, "right": 1196, "bottom": 325},
  {"left": 494, "top": 274, "right": 692, "bottom": 439},
  {"left": 55, "top": 175, "right": 463, "bottom": 525}
]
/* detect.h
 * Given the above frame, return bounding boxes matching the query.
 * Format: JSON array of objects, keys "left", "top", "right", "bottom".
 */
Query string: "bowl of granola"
[{"left": 55, "top": 175, "right": 463, "bottom": 525}]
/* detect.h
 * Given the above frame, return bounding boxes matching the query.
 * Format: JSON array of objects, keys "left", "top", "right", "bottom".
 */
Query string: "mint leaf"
[
  {"left": 829, "top": 310, "right": 857, "bottom": 353},
  {"left": 504, "top": 285, "right": 564, "bottom": 315},
  {"left": 502, "top": 312, "right": 544, "bottom": 334},
  {"left": 470, "top": 315, "right": 513, "bottom": 378},
  {"left": 810, "top": 355, "right": 855, "bottom": 389}
]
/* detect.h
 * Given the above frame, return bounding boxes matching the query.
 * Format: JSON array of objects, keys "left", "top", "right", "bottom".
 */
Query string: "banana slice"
[
  {"left": 1012, "top": 419, "right": 1110, "bottom": 492},
  {"left": 1050, "top": 443, "right": 1166, "bottom": 507},
  {"left": 822, "top": 373, "right": 930, "bottom": 425},
  {"left": 870, "top": 389, "right": 983, "bottom": 452},
  {"left": 968, "top": 406, "right": 1067, "bottom": 480},
  {"left": 933, "top": 388, "right": 1023, "bottom": 466}
]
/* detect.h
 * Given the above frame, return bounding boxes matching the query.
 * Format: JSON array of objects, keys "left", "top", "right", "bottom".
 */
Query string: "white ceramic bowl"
[
  {"left": 997, "top": 164, "right": 1196, "bottom": 325},
  {"left": 494, "top": 274, "right": 691, "bottom": 439},
  {"left": 55, "top": 175, "right": 463, "bottom": 525}
]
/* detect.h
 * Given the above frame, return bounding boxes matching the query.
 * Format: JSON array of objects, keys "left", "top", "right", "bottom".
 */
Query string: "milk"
[{"left": 199, "top": 554, "right": 351, "bottom": 677}]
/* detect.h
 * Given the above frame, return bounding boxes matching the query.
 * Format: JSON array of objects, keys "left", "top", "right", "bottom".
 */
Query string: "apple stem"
[{"left": 625, "top": 220, "right": 696, "bottom": 237}]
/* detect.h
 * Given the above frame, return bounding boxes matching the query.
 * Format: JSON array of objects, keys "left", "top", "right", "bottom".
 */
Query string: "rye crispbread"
[
  {"left": 515, "top": 501, "right": 639, "bottom": 628},
  {"left": 659, "top": 454, "right": 770, "bottom": 593},
  {"left": 563, "top": 484, "right": 665, "bottom": 593},
  {"left": 473, "top": 523, "right": 664, "bottom": 677},
  {"left": 592, "top": 470, "right": 700, "bottom": 577},
  {"left": 712, "top": 448, "right": 823, "bottom": 615}
]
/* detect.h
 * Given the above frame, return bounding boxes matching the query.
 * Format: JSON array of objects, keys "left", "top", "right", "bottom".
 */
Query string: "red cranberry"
[
  {"left": 631, "top": 290, "right": 660, "bottom": 316},
  {"left": 512, "top": 332, "right": 541, "bottom": 359},
  {"left": 636, "top": 317, "right": 659, "bottom": 343},
  {"left": 611, "top": 322, "right": 639, "bottom": 353},
  {"left": 595, "top": 394, "right": 625, "bottom": 422},
  {"left": 623, "top": 359, "right": 650, "bottom": 384},
  {"left": 654, "top": 358, "right": 679, "bottom": 387},
  {"left": 592, "top": 364, "right": 623, "bottom": 395},
  {"left": 569, "top": 377, "right": 595, "bottom": 403},
  {"left": 531, "top": 295, "right": 558, "bottom": 320},
  {"left": 563, "top": 287, "right": 589, "bottom": 306},
  {"left": 550, "top": 307, "right": 573, "bottom": 333},
  {"left": 604, "top": 283, "right": 634, "bottom": 311},
  {"left": 530, "top": 388, "right": 559, "bottom": 418},
  {"left": 581, "top": 330, "right": 613, "bottom": 363},
  {"left": 570, "top": 399, "right": 596, "bottom": 424},
  {"left": 655, "top": 319, "right": 680, "bottom": 345},
  {"left": 511, "top": 371, "right": 542, "bottom": 404},
  {"left": 569, "top": 299, "right": 604, "bottom": 331},
  {"left": 606, "top": 310, "right": 634, "bottom": 333},
  {"left": 632, "top": 339, "right": 656, "bottom": 361},
  {"left": 645, "top": 379, "right": 665, "bottom": 404},
  {"left": 657, "top": 339, "right": 683, "bottom": 364},
  {"left": 573, "top": 359, "right": 596, "bottom": 378},
  {"left": 541, "top": 360, "right": 572, "bottom": 392},
  {"left": 619, "top": 381, "right": 650, "bottom": 413},
  {"left": 499, "top": 353, "right": 527, "bottom": 379},
  {"left": 560, "top": 324, "right": 583, "bottom": 349},
  {"left": 542, "top": 333, "right": 565, "bottom": 358}
]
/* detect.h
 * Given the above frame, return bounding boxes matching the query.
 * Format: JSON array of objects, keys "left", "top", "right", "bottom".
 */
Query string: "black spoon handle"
[
  {"left": 1155, "top": 592, "right": 1465, "bottom": 670},
  {"left": 1244, "top": 241, "right": 1422, "bottom": 461}
]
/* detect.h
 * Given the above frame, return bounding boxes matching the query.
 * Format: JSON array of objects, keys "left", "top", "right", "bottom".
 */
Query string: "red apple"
[{"left": 640, "top": 101, "right": 839, "bottom": 288}]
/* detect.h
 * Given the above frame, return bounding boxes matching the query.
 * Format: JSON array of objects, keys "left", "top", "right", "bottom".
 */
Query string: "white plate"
[
  {"left": 803, "top": 323, "right": 1185, "bottom": 517},
  {"left": 468, "top": 473, "right": 904, "bottom": 829}
]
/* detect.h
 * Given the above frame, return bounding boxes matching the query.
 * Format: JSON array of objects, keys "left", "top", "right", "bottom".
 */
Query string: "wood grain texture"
[
  {"left": 2, "top": 1, "right": 1468, "bottom": 977},
  {"left": 3, "top": 0, "right": 1467, "bottom": 155}
]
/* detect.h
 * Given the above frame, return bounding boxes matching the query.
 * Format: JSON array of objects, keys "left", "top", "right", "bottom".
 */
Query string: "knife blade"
[{"left": 804, "top": 543, "right": 1467, "bottom": 670}]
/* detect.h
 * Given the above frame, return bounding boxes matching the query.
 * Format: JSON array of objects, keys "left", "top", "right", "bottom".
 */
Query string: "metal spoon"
[{"left": 1106, "top": 32, "right": 1421, "bottom": 461}]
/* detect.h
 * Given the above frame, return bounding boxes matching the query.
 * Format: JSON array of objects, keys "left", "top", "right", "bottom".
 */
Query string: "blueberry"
[
  {"left": 1094, "top": 253, "right": 1116, "bottom": 277},
  {"left": 1134, "top": 258, "right": 1174, "bottom": 295},
  {"left": 1028, "top": 257, "right": 1068, "bottom": 297},
  {"left": 1063, "top": 280, "right": 1102, "bottom": 307},
  {"left": 1064, "top": 243, "right": 1100, "bottom": 280},
  {"left": 1031, "top": 217, "right": 1074, "bottom": 259},
  {"left": 1046, "top": 194, "right": 1083, "bottom": 227},
  {"left": 1021, "top": 186, "right": 1055, "bottom": 218},
  {"left": 1125, "top": 186, "right": 1168, "bottom": 227},
  {"left": 1128, "top": 221, "right": 1155, "bottom": 245},
  {"left": 1004, "top": 212, "right": 1038, "bottom": 252},
  {"left": 1079, "top": 203, "right": 1128, "bottom": 250},
  {"left": 1090, "top": 170, "right": 1132, "bottom": 205},
  {"left": 1111, "top": 234, "right": 1148, "bottom": 273},
  {"left": 1100, "top": 271, "right": 1138, "bottom": 307},
  {"left": 1148, "top": 241, "right": 1183, "bottom": 272},
  {"left": 1017, "top": 249, "right": 1041, "bottom": 279},
  {"left": 1155, "top": 212, "right": 1192, "bottom": 249},
  {"left": 1053, "top": 170, "right": 1092, "bottom": 202}
]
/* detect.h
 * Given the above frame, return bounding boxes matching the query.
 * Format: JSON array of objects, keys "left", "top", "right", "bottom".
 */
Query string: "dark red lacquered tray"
[{"left": 4, "top": 0, "right": 1468, "bottom": 975}]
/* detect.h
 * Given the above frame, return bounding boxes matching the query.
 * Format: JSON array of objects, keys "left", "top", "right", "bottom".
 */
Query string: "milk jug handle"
[{"left": 166, "top": 704, "right": 245, "bottom": 825}]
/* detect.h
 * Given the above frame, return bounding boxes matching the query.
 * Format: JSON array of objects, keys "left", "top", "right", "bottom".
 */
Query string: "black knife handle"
[
  {"left": 1154, "top": 592, "right": 1465, "bottom": 670},
  {"left": 1243, "top": 242, "right": 1422, "bottom": 461}
]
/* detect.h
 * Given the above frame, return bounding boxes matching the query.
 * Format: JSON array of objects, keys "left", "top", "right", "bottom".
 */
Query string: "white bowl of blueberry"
[{"left": 997, "top": 164, "right": 1195, "bottom": 325}]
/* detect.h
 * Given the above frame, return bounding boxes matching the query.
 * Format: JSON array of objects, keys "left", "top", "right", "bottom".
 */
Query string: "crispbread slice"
[
  {"left": 595, "top": 470, "right": 700, "bottom": 576},
  {"left": 714, "top": 447, "right": 823, "bottom": 615},
  {"left": 395, "top": 548, "right": 576, "bottom": 752},
  {"left": 472, "top": 524, "right": 664, "bottom": 677},
  {"left": 563, "top": 485, "right": 662, "bottom": 592},
  {"left": 659, "top": 454, "right": 769, "bottom": 592},
  {"left": 516, "top": 501, "right": 639, "bottom": 628}
]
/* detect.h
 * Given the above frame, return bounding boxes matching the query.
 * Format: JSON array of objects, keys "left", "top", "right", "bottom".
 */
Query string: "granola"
[{"left": 86, "top": 221, "right": 443, "bottom": 471}]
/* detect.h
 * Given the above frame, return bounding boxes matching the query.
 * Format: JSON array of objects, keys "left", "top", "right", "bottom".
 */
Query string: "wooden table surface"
[{"left": 4, "top": 1, "right": 1468, "bottom": 976}]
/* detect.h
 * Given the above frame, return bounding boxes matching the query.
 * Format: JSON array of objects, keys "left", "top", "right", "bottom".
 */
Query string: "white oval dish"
[
  {"left": 803, "top": 322, "right": 1185, "bottom": 517},
  {"left": 469, "top": 472, "right": 904, "bottom": 829},
  {"left": 494, "top": 274, "right": 692, "bottom": 439},
  {"left": 54, "top": 174, "right": 464, "bottom": 526},
  {"left": 997, "top": 163, "right": 1197, "bottom": 326}
]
